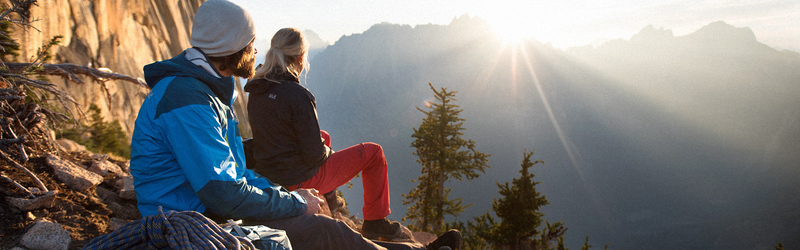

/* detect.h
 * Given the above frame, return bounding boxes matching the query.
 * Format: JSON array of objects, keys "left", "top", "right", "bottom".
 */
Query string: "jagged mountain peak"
[
  {"left": 302, "top": 29, "right": 329, "bottom": 50},
  {"left": 572, "top": 21, "right": 771, "bottom": 55},
  {"left": 684, "top": 20, "right": 758, "bottom": 45},
  {"left": 450, "top": 14, "right": 489, "bottom": 26},
  {"left": 629, "top": 24, "right": 675, "bottom": 43}
]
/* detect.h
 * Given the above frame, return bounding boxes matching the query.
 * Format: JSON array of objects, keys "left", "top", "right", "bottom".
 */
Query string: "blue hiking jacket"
[{"left": 130, "top": 49, "right": 307, "bottom": 220}]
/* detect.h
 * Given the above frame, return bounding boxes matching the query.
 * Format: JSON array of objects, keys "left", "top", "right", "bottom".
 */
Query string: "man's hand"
[{"left": 295, "top": 188, "right": 324, "bottom": 215}]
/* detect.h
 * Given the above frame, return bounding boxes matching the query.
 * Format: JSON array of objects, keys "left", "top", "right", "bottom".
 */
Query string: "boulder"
[
  {"left": 94, "top": 185, "right": 119, "bottom": 203},
  {"left": 56, "top": 138, "right": 86, "bottom": 153},
  {"left": 109, "top": 217, "right": 132, "bottom": 232},
  {"left": 91, "top": 154, "right": 109, "bottom": 161},
  {"left": 118, "top": 175, "right": 136, "bottom": 200},
  {"left": 20, "top": 219, "right": 71, "bottom": 250},
  {"left": 120, "top": 160, "right": 130, "bottom": 173},
  {"left": 105, "top": 201, "right": 141, "bottom": 221},
  {"left": 5, "top": 190, "right": 58, "bottom": 211},
  {"left": 88, "top": 157, "right": 125, "bottom": 177},
  {"left": 45, "top": 153, "right": 103, "bottom": 192}
]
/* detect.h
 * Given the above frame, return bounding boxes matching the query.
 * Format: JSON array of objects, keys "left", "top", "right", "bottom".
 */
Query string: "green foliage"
[
  {"left": 468, "top": 150, "right": 568, "bottom": 250},
  {"left": 37, "top": 35, "right": 63, "bottom": 63},
  {"left": 486, "top": 150, "right": 548, "bottom": 245},
  {"left": 403, "top": 82, "right": 490, "bottom": 234},
  {"left": 2, "top": 15, "right": 68, "bottom": 120},
  {"left": 1, "top": 0, "right": 132, "bottom": 162},
  {"left": 0, "top": 2, "right": 73, "bottom": 155},
  {"left": 0, "top": 20, "right": 21, "bottom": 60},
  {"left": 334, "top": 189, "right": 351, "bottom": 216},
  {"left": 556, "top": 236, "right": 568, "bottom": 250},
  {"left": 59, "top": 104, "right": 130, "bottom": 158},
  {"left": 580, "top": 236, "right": 591, "bottom": 250}
]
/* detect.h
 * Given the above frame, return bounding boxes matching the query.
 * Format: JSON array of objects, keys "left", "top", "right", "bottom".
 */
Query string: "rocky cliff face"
[{"left": 5, "top": 0, "right": 204, "bottom": 136}]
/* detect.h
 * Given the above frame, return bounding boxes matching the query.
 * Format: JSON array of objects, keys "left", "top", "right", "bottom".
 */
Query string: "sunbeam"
[
  {"left": 470, "top": 39, "right": 514, "bottom": 96},
  {"left": 518, "top": 43, "right": 611, "bottom": 224},
  {"left": 511, "top": 42, "right": 519, "bottom": 93},
  {"left": 519, "top": 43, "right": 581, "bottom": 181}
]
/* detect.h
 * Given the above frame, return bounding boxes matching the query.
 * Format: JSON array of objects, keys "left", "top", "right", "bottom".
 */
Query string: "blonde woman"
[{"left": 245, "top": 28, "right": 416, "bottom": 241}]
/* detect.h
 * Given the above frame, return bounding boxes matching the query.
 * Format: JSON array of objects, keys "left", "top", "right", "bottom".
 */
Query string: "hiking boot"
[
  {"left": 361, "top": 218, "right": 410, "bottom": 240},
  {"left": 425, "top": 230, "right": 462, "bottom": 250}
]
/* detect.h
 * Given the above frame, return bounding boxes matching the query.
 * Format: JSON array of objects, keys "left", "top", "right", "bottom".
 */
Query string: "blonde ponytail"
[{"left": 253, "top": 28, "right": 309, "bottom": 80}]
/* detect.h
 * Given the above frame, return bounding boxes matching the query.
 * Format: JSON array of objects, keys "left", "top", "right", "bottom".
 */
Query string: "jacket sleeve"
[
  {"left": 159, "top": 103, "right": 307, "bottom": 220},
  {"left": 291, "top": 92, "right": 332, "bottom": 166}
]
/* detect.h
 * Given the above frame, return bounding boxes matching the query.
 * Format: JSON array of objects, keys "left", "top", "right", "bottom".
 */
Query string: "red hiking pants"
[{"left": 287, "top": 130, "right": 391, "bottom": 220}]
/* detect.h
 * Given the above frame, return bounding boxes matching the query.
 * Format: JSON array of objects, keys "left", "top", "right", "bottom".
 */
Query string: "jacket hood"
[
  {"left": 243, "top": 78, "right": 279, "bottom": 95},
  {"left": 244, "top": 71, "right": 298, "bottom": 94},
  {"left": 143, "top": 50, "right": 235, "bottom": 103}
]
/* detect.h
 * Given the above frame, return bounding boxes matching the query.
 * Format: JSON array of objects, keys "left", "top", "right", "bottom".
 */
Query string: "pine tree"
[
  {"left": 0, "top": 21, "right": 20, "bottom": 60},
  {"left": 580, "top": 236, "right": 592, "bottom": 250},
  {"left": 403, "top": 82, "right": 490, "bottom": 234},
  {"left": 473, "top": 150, "right": 567, "bottom": 249}
]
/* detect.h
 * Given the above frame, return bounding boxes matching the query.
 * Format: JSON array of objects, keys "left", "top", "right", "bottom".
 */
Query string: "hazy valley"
[{"left": 295, "top": 16, "right": 800, "bottom": 249}]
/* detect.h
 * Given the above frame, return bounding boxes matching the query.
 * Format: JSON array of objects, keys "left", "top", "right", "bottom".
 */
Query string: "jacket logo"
[{"left": 268, "top": 94, "right": 277, "bottom": 99}]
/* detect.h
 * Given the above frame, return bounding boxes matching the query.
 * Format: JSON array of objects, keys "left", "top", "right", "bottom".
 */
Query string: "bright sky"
[{"left": 228, "top": 0, "right": 799, "bottom": 51}]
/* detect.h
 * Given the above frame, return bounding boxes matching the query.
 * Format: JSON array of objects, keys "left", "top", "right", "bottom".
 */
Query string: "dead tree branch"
[
  {"left": 0, "top": 137, "right": 25, "bottom": 144},
  {"left": 3, "top": 72, "right": 79, "bottom": 118},
  {"left": 0, "top": 148, "right": 47, "bottom": 192},
  {"left": 3, "top": 62, "right": 148, "bottom": 88},
  {"left": 0, "top": 172, "right": 36, "bottom": 198},
  {"left": 0, "top": 0, "right": 35, "bottom": 20},
  {"left": 0, "top": 0, "right": 40, "bottom": 32}
]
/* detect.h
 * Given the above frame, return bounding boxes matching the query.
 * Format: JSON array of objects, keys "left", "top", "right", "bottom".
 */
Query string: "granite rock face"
[{"left": 5, "top": 0, "right": 203, "bottom": 137}]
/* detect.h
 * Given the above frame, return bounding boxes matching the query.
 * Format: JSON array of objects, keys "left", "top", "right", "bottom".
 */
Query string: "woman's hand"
[{"left": 295, "top": 188, "right": 324, "bottom": 215}]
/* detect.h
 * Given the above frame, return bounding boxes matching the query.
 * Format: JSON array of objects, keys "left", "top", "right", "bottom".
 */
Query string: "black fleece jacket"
[{"left": 244, "top": 72, "right": 331, "bottom": 186}]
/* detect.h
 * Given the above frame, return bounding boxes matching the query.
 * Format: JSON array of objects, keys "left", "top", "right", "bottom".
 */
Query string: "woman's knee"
[{"left": 362, "top": 142, "right": 384, "bottom": 155}]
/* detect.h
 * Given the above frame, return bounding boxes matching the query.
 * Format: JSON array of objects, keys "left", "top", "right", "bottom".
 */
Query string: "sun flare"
[
  {"left": 491, "top": 22, "right": 530, "bottom": 43},
  {"left": 484, "top": 12, "right": 534, "bottom": 44}
]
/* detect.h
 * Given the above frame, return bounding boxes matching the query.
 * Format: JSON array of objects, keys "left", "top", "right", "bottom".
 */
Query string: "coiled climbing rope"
[{"left": 83, "top": 208, "right": 255, "bottom": 250}]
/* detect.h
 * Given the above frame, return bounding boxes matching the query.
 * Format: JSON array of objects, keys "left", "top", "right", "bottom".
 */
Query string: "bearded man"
[{"left": 130, "top": 0, "right": 317, "bottom": 248}]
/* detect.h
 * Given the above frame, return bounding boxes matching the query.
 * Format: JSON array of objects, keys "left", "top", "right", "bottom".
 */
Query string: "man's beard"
[{"left": 231, "top": 55, "right": 256, "bottom": 78}]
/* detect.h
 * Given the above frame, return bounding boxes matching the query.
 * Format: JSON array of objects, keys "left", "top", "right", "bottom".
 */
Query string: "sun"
[
  {"left": 486, "top": 15, "right": 532, "bottom": 44},
  {"left": 491, "top": 23, "right": 529, "bottom": 43}
]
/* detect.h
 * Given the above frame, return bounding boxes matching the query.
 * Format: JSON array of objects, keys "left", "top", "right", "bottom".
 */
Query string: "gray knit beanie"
[{"left": 190, "top": 0, "right": 256, "bottom": 57}]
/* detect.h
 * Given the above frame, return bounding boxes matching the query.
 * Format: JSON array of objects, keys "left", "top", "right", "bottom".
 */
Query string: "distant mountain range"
[{"left": 303, "top": 16, "right": 800, "bottom": 249}]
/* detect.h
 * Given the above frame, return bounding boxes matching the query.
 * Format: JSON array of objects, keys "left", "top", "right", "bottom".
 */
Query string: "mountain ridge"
[{"left": 306, "top": 17, "right": 800, "bottom": 249}]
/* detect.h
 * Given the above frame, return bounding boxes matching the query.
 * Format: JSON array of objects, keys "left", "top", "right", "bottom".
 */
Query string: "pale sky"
[{"left": 228, "top": 0, "right": 799, "bottom": 52}]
